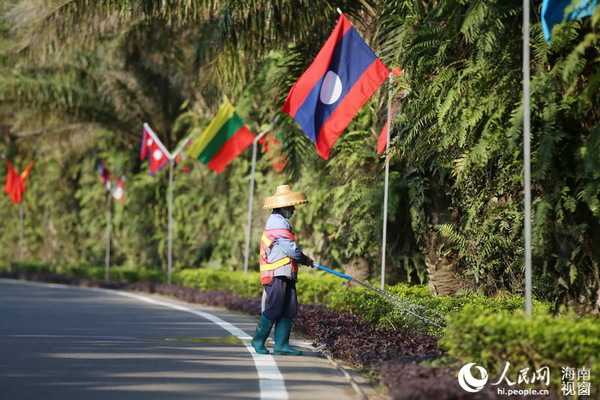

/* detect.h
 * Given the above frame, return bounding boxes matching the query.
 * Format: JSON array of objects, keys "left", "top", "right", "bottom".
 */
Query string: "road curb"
[{"left": 290, "top": 340, "right": 370, "bottom": 400}]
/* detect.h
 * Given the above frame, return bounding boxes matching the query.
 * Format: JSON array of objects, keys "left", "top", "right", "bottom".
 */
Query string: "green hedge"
[
  {"left": 176, "top": 269, "right": 262, "bottom": 297},
  {"left": 326, "top": 282, "right": 549, "bottom": 335},
  {"left": 4, "top": 262, "right": 346, "bottom": 303},
  {"left": 5, "top": 261, "right": 54, "bottom": 274},
  {"left": 6, "top": 261, "right": 165, "bottom": 283},
  {"left": 5, "top": 262, "right": 549, "bottom": 333},
  {"left": 177, "top": 268, "right": 345, "bottom": 304},
  {"left": 441, "top": 306, "right": 600, "bottom": 396}
]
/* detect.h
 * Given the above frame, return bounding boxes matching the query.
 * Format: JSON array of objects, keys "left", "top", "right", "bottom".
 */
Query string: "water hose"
[
  {"left": 314, "top": 263, "right": 352, "bottom": 280},
  {"left": 314, "top": 263, "right": 446, "bottom": 329}
]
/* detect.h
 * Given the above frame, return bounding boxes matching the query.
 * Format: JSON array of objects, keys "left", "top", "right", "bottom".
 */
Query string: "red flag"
[
  {"left": 377, "top": 105, "right": 397, "bottom": 155},
  {"left": 140, "top": 124, "right": 170, "bottom": 175},
  {"left": 282, "top": 13, "right": 390, "bottom": 160},
  {"left": 377, "top": 67, "right": 402, "bottom": 154},
  {"left": 3, "top": 158, "right": 34, "bottom": 204},
  {"left": 96, "top": 158, "right": 111, "bottom": 192},
  {"left": 259, "top": 133, "right": 286, "bottom": 173},
  {"left": 3, "top": 159, "right": 19, "bottom": 201}
]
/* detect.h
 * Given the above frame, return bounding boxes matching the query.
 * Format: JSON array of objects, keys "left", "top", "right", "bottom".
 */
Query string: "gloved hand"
[{"left": 303, "top": 255, "right": 314, "bottom": 268}]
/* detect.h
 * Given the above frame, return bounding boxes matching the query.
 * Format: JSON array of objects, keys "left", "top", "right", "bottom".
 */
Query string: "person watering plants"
[{"left": 251, "top": 185, "right": 314, "bottom": 356}]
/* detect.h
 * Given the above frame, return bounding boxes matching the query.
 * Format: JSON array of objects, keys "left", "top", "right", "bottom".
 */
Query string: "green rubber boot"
[
  {"left": 251, "top": 314, "right": 274, "bottom": 355},
  {"left": 273, "top": 317, "right": 303, "bottom": 356}
]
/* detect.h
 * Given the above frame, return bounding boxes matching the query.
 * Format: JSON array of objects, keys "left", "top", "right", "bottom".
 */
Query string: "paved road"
[{"left": 0, "top": 279, "right": 376, "bottom": 400}]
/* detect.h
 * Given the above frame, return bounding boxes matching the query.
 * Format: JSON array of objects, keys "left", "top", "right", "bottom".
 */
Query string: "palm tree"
[
  {"left": 5, "top": 0, "right": 598, "bottom": 308},
  {"left": 0, "top": 0, "right": 389, "bottom": 272}
]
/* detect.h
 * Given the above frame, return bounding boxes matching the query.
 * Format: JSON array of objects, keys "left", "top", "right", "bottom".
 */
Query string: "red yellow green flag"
[{"left": 187, "top": 100, "right": 254, "bottom": 173}]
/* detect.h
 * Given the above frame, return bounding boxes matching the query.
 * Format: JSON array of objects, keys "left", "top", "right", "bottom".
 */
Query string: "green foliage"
[
  {"left": 176, "top": 268, "right": 262, "bottom": 298},
  {"left": 177, "top": 267, "right": 345, "bottom": 304},
  {"left": 441, "top": 306, "right": 600, "bottom": 395},
  {"left": 5, "top": 261, "right": 51, "bottom": 274},
  {"left": 1, "top": 0, "right": 599, "bottom": 313},
  {"left": 328, "top": 282, "right": 548, "bottom": 335},
  {"left": 7, "top": 261, "right": 165, "bottom": 283},
  {"left": 376, "top": 0, "right": 600, "bottom": 308},
  {"left": 296, "top": 271, "right": 346, "bottom": 304}
]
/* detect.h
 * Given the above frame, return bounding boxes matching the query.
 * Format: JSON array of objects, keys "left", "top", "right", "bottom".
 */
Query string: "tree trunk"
[{"left": 424, "top": 180, "right": 463, "bottom": 296}]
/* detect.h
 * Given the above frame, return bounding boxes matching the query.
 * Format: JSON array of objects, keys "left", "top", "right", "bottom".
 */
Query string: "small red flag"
[
  {"left": 377, "top": 105, "right": 397, "bottom": 155},
  {"left": 140, "top": 124, "right": 170, "bottom": 175},
  {"left": 259, "top": 133, "right": 286, "bottom": 173},
  {"left": 3, "top": 158, "right": 34, "bottom": 204},
  {"left": 96, "top": 158, "right": 111, "bottom": 192},
  {"left": 377, "top": 68, "right": 402, "bottom": 155}
]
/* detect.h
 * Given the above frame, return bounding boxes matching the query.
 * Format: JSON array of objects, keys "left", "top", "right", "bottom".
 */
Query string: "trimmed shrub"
[
  {"left": 176, "top": 268, "right": 345, "bottom": 304},
  {"left": 176, "top": 269, "right": 262, "bottom": 297},
  {"left": 295, "top": 271, "right": 345, "bottom": 304},
  {"left": 8, "top": 261, "right": 165, "bottom": 283},
  {"left": 327, "top": 282, "right": 550, "bottom": 335},
  {"left": 8, "top": 261, "right": 54, "bottom": 274},
  {"left": 441, "top": 306, "right": 600, "bottom": 396}
]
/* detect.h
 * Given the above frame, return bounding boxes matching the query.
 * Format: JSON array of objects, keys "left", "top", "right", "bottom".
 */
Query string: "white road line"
[{"left": 0, "top": 279, "right": 288, "bottom": 400}]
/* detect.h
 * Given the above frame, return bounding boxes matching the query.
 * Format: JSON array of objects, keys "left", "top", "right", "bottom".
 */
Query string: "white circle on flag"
[
  {"left": 153, "top": 149, "right": 163, "bottom": 161},
  {"left": 147, "top": 138, "right": 153, "bottom": 146},
  {"left": 320, "top": 71, "right": 342, "bottom": 105}
]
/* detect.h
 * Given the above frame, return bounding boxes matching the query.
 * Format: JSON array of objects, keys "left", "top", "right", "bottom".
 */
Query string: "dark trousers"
[{"left": 261, "top": 276, "right": 298, "bottom": 320}]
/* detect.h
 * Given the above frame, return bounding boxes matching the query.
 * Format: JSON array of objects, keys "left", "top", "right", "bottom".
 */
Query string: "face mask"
[{"left": 280, "top": 207, "right": 294, "bottom": 219}]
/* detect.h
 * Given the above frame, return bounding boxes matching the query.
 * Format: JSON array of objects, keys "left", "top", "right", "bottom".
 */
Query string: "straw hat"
[{"left": 263, "top": 185, "right": 308, "bottom": 210}]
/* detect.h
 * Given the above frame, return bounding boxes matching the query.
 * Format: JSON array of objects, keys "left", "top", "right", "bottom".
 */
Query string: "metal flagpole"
[
  {"left": 243, "top": 128, "right": 270, "bottom": 276},
  {"left": 167, "top": 159, "right": 174, "bottom": 285},
  {"left": 19, "top": 202, "right": 24, "bottom": 261},
  {"left": 381, "top": 72, "right": 395, "bottom": 290},
  {"left": 165, "top": 132, "right": 192, "bottom": 285},
  {"left": 171, "top": 133, "right": 193, "bottom": 160},
  {"left": 105, "top": 193, "right": 112, "bottom": 280},
  {"left": 143, "top": 123, "right": 190, "bottom": 285},
  {"left": 523, "top": 0, "right": 532, "bottom": 315}
]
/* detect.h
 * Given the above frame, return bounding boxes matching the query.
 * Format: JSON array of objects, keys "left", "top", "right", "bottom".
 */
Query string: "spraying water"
[{"left": 314, "top": 264, "right": 446, "bottom": 330}]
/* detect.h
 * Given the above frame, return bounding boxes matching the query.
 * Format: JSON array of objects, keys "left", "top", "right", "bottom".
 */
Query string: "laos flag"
[{"left": 282, "top": 13, "right": 390, "bottom": 160}]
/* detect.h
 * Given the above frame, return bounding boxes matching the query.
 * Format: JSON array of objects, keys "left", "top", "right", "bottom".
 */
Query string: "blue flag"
[
  {"left": 282, "top": 14, "right": 389, "bottom": 160},
  {"left": 541, "top": 0, "right": 598, "bottom": 43}
]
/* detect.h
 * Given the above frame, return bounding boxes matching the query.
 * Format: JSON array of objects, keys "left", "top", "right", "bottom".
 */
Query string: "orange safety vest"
[{"left": 259, "top": 228, "right": 299, "bottom": 285}]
